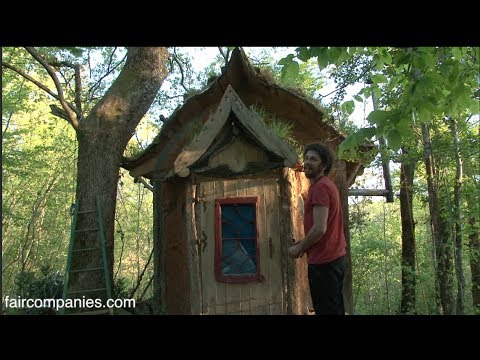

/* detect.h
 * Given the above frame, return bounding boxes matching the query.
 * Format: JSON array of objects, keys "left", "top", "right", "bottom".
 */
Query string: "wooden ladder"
[{"left": 60, "top": 198, "right": 113, "bottom": 315}]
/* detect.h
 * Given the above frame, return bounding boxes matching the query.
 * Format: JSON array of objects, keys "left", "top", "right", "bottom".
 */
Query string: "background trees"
[
  {"left": 279, "top": 46, "right": 479, "bottom": 314},
  {"left": 3, "top": 47, "right": 169, "bottom": 301}
]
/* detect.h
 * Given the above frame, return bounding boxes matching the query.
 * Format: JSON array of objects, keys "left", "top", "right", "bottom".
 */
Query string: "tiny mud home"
[{"left": 122, "top": 48, "right": 365, "bottom": 314}]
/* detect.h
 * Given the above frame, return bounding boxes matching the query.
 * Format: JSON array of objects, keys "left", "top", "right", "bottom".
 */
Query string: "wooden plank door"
[{"left": 195, "top": 178, "right": 284, "bottom": 314}]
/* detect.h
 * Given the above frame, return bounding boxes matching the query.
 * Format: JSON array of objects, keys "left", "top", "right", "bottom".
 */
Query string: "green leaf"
[
  {"left": 279, "top": 55, "right": 299, "bottom": 80},
  {"left": 356, "top": 127, "right": 376, "bottom": 141},
  {"left": 329, "top": 47, "right": 349, "bottom": 65},
  {"left": 342, "top": 100, "right": 355, "bottom": 116},
  {"left": 363, "top": 87, "right": 372, "bottom": 98},
  {"left": 371, "top": 74, "right": 388, "bottom": 84},
  {"left": 296, "top": 47, "right": 311, "bottom": 62},
  {"left": 393, "top": 64, "right": 404, "bottom": 74},
  {"left": 415, "top": 56, "right": 426, "bottom": 70},
  {"left": 375, "top": 123, "right": 386, "bottom": 138},
  {"left": 284, "top": 60, "right": 300, "bottom": 80},
  {"left": 278, "top": 54, "right": 295, "bottom": 66},
  {"left": 338, "top": 127, "right": 375, "bottom": 160},
  {"left": 338, "top": 136, "right": 355, "bottom": 160},
  {"left": 419, "top": 75, "right": 434, "bottom": 89},
  {"left": 386, "top": 129, "right": 402, "bottom": 151},
  {"left": 336, "top": 48, "right": 350, "bottom": 64},
  {"left": 367, "top": 110, "right": 390, "bottom": 125},
  {"left": 354, "top": 95, "right": 363, "bottom": 102},
  {"left": 316, "top": 48, "right": 329, "bottom": 69},
  {"left": 416, "top": 107, "right": 431, "bottom": 123},
  {"left": 373, "top": 86, "right": 382, "bottom": 99},
  {"left": 423, "top": 52, "right": 436, "bottom": 68},
  {"left": 451, "top": 47, "right": 462, "bottom": 61},
  {"left": 380, "top": 48, "right": 392, "bottom": 64},
  {"left": 394, "top": 117, "right": 414, "bottom": 140},
  {"left": 423, "top": 96, "right": 438, "bottom": 114},
  {"left": 438, "top": 87, "right": 452, "bottom": 98},
  {"left": 374, "top": 54, "right": 384, "bottom": 71}
]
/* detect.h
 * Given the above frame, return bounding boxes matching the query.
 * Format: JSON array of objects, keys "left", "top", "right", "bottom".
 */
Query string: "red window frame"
[{"left": 214, "top": 197, "right": 264, "bottom": 283}]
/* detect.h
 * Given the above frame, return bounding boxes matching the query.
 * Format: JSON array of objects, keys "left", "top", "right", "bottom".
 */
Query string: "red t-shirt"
[{"left": 304, "top": 176, "right": 346, "bottom": 264}]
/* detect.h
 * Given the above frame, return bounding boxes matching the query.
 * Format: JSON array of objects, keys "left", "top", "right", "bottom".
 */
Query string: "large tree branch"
[
  {"left": 73, "top": 63, "right": 82, "bottom": 115},
  {"left": 49, "top": 104, "right": 71, "bottom": 122},
  {"left": 88, "top": 47, "right": 169, "bottom": 146},
  {"left": 319, "top": 62, "right": 374, "bottom": 100},
  {"left": 88, "top": 48, "right": 126, "bottom": 101},
  {"left": 139, "top": 276, "right": 154, "bottom": 301},
  {"left": 134, "top": 176, "right": 153, "bottom": 192},
  {"left": 218, "top": 47, "right": 231, "bottom": 65},
  {"left": 2, "top": 62, "right": 58, "bottom": 99},
  {"left": 24, "top": 47, "right": 80, "bottom": 129},
  {"left": 2, "top": 61, "right": 77, "bottom": 128},
  {"left": 49, "top": 60, "right": 83, "bottom": 115},
  {"left": 172, "top": 47, "right": 188, "bottom": 92},
  {"left": 129, "top": 248, "right": 154, "bottom": 298}
]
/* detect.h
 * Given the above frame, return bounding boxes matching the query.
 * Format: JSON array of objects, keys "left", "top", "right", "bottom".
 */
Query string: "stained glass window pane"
[{"left": 221, "top": 203, "right": 256, "bottom": 275}]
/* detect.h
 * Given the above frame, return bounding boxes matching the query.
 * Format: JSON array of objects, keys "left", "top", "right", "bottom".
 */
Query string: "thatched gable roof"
[{"left": 122, "top": 47, "right": 365, "bottom": 184}]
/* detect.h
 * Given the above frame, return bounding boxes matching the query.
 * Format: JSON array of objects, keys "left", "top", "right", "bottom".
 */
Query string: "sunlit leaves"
[
  {"left": 328, "top": 47, "right": 350, "bottom": 65},
  {"left": 341, "top": 100, "right": 355, "bottom": 116},
  {"left": 339, "top": 127, "right": 376, "bottom": 161},
  {"left": 379, "top": 48, "right": 392, "bottom": 65},
  {"left": 3, "top": 47, "right": 128, "bottom": 117},
  {"left": 451, "top": 47, "right": 464, "bottom": 61},
  {"left": 296, "top": 47, "right": 312, "bottom": 62},
  {"left": 386, "top": 129, "right": 402, "bottom": 151},
  {"left": 370, "top": 74, "right": 387, "bottom": 84},
  {"left": 280, "top": 46, "right": 479, "bottom": 160},
  {"left": 2, "top": 92, "right": 77, "bottom": 297},
  {"left": 263, "top": 54, "right": 325, "bottom": 99},
  {"left": 316, "top": 49, "right": 329, "bottom": 69},
  {"left": 413, "top": 48, "right": 436, "bottom": 70},
  {"left": 278, "top": 54, "right": 300, "bottom": 80},
  {"left": 279, "top": 47, "right": 353, "bottom": 75},
  {"left": 395, "top": 116, "right": 414, "bottom": 139},
  {"left": 57, "top": 47, "right": 85, "bottom": 57},
  {"left": 367, "top": 110, "right": 390, "bottom": 126}
]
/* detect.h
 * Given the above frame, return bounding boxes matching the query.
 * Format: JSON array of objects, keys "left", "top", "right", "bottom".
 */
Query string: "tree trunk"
[
  {"left": 448, "top": 117, "right": 465, "bottom": 314},
  {"left": 335, "top": 160, "right": 353, "bottom": 314},
  {"left": 371, "top": 91, "right": 394, "bottom": 203},
  {"left": 469, "top": 124, "right": 480, "bottom": 313},
  {"left": 152, "top": 180, "right": 166, "bottom": 308},
  {"left": 67, "top": 47, "right": 169, "bottom": 298},
  {"left": 421, "top": 123, "right": 455, "bottom": 314},
  {"left": 399, "top": 148, "right": 416, "bottom": 314},
  {"left": 469, "top": 218, "right": 480, "bottom": 312}
]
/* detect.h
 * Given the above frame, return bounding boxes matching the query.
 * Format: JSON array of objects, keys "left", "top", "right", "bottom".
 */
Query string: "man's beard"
[{"left": 304, "top": 165, "right": 321, "bottom": 179}]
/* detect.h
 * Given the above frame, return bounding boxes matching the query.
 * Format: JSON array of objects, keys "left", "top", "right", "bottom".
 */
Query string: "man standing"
[{"left": 288, "top": 143, "right": 346, "bottom": 315}]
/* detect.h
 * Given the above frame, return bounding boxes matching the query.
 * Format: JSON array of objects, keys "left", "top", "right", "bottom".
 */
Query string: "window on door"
[{"left": 214, "top": 197, "right": 263, "bottom": 283}]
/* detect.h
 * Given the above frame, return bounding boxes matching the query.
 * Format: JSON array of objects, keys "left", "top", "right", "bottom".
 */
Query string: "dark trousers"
[{"left": 308, "top": 255, "right": 345, "bottom": 315}]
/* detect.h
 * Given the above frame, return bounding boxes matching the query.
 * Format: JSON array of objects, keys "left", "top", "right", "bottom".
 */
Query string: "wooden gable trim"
[
  {"left": 174, "top": 85, "right": 298, "bottom": 178},
  {"left": 173, "top": 86, "right": 234, "bottom": 177}
]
